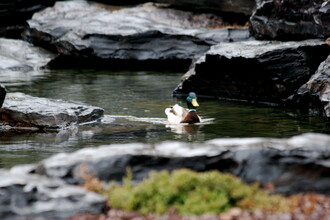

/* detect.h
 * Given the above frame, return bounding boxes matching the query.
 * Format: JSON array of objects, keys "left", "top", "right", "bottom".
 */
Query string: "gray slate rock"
[
  {"left": 173, "top": 39, "right": 330, "bottom": 105},
  {"left": 0, "top": 93, "right": 104, "bottom": 130},
  {"left": 23, "top": 1, "right": 250, "bottom": 70},
  {"left": 250, "top": 0, "right": 330, "bottom": 40},
  {"left": 155, "top": 0, "right": 256, "bottom": 16},
  {"left": 289, "top": 55, "right": 330, "bottom": 117},
  {"left": 0, "top": 168, "right": 105, "bottom": 220},
  {"left": 36, "top": 133, "right": 330, "bottom": 195},
  {"left": 0, "top": 38, "right": 55, "bottom": 85}
]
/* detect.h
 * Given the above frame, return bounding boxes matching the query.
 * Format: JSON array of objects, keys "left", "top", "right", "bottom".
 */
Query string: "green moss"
[{"left": 103, "top": 169, "right": 289, "bottom": 215}]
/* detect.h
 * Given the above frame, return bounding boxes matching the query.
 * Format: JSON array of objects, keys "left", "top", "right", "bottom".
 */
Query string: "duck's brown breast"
[{"left": 180, "top": 111, "right": 200, "bottom": 124}]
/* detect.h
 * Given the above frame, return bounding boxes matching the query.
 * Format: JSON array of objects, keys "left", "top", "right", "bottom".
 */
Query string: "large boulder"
[
  {"left": 289, "top": 55, "right": 330, "bottom": 117},
  {"left": 0, "top": 167, "right": 105, "bottom": 220},
  {"left": 250, "top": 0, "right": 330, "bottom": 40},
  {"left": 172, "top": 39, "right": 330, "bottom": 105},
  {"left": 0, "top": 0, "right": 56, "bottom": 39},
  {"left": 0, "top": 38, "right": 55, "bottom": 85},
  {"left": 36, "top": 133, "right": 330, "bottom": 195},
  {"left": 23, "top": 1, "right": 250, "bottom": 70},
  {"left": 0, "top": 93, "right": 104, "bottom": 130}
]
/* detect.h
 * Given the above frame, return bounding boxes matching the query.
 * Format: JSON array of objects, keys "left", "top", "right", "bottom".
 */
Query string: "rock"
[
  {"left": 0, "top": 168, "right": 105, "bottom": 220},
  {"left": 154, "top": 0, "right": 256, "bottom": 16},
  {"left": 250, "top": 0, "right": 330, "bottom": 40},
  {"left": 0, "top": 0, "right": 56, "bottom": 39},
  {"left": 0, "top": 38, "right": 55, "bottom": 85},
  {"left": 92, "top": 0, "right": 149, "bottom": 5},
  {"left": 23, "top": 1, "right": 250, "bottom": 70},
  {"left": 36, "top": 133, "right": 330, "bottom": 195},
  {"left": 289, "top": 55, "right": 330, "bottom": 117},
  {"left": 172, "top": 39, "right": 330, "bottom": 105},
  {"left": 0, "top": 93, "right": 104, "bottom": 130},
  {"left": 0, "top": 85, "right": 6, "bottom": 108}
]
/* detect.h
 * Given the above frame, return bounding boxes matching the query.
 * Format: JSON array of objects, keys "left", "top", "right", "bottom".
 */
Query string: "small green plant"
[{"left": 103, "top": 169, "right": 289, "bottom": 215}]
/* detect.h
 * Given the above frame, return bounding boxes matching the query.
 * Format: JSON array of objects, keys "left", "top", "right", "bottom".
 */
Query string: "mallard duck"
[{"left": 165, "top": 92, "right": 201, "bottom": 124}]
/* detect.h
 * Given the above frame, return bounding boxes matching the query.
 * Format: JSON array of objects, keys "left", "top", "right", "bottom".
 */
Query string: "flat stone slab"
[
  {"left": 0, "top": 93, "right": 104, "bottom": 130},
  {"left": 0, "top": 167, "right": 105, "bottom": 220},
  {"left": 36, "top": 133, "right": 330, "bottom": 195},
  {"left": 23, "top": 1, "right": 250, "bottom": 70}
]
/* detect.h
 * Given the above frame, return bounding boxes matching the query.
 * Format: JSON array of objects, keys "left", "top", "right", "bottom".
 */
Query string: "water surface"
[{"left": 1, "top": 69, "right": 329, "bottom": 168}]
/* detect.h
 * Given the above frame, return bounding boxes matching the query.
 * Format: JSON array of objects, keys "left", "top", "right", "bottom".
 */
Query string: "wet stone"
[{"left": 0, "top": 93, "right": 104, "bottom": 130}]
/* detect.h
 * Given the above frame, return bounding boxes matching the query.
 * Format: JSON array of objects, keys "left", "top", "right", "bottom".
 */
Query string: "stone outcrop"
[
  {"left": 35, "top": 133, "right": 330, "bottom": 195},
  {"left": 0, "top": 0, "right": 56, "bottom": 39},
  {"left": 0, "top": 167, "right": 105, "bottom": 220},
  {"left": 155, "top": 0, "right": 256, "bottom": 17},
  {"left": 289, "top": 55, "right": 330, "bottom": 117},
  {"left": 23, "top": 1, "right": 250, "bottom": 70},
  {"left": 172, "top": 39, "right": 330, "bottom": 105},
  {"left": 0, "top": 38, "right": 55, "bottom": 85},
  {"left": 250, "top": 0, "right": 330, "bottom": 40},
  {"left": 0, "top": 93, "right": 104, "bottom": 130},
  {"left": 93, "top": 0, "right": 256, "bottom": 17}
]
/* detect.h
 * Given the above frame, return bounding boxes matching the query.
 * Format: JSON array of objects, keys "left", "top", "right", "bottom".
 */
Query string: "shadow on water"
[{"left": 1, "top": 69, "right": 330, "bottom": 168}]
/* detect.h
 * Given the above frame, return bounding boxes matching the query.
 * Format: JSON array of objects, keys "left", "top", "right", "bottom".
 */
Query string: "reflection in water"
[
  {"left": 1, "top": 69, "right": 330, "bottom": 168},
  {"left": 166, "top": 124, "right": 201, "bottom": 135}
]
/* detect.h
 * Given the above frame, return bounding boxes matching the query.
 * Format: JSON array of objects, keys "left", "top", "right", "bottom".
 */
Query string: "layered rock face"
[
  {"left": 250, "top": 0, "right": 330, "bottom": 40},
  {"left": 0, "top": 93, "right": 104, "bottom": 130},
  {"left": 290, "top": 55, "right": 330, "bottom": 117},
  {"left": 154, "top": 0, "right": 256, "bottom": 17},
  {"left": 35, "top": 133, "right": 330, "bottom": 195},
  {"left": 173, "top": 39, "right": 330, "bottom": 104},
  {"left": 23, "top": 1, "right": 249, "bottom": 70}
]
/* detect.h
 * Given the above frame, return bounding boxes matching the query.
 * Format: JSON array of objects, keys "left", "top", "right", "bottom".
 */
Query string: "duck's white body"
[
  {"left": 165, "top": 104, "right": 188, "bottom": 124},
  {"left": 165, "top": 104, "right": 201, "bottom": 124}
]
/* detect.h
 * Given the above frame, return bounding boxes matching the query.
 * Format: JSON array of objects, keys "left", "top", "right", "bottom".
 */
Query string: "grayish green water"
[{"left": 1, "top": 69, "right": 329, "bottom": 168}]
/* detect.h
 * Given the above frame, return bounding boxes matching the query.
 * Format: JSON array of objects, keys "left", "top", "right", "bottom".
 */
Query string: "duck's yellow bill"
[{"left": 192, "top": 99, "right": 199, "bottom": 107}]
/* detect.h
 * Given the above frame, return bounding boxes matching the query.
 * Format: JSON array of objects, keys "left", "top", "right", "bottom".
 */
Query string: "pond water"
[{"left": 1, "top": 69, "right": 330, "bottom": 168}]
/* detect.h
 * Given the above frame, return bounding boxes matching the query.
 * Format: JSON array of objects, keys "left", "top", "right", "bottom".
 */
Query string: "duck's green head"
[{"left": 186, "top": 92, "right": 199, "bottom": 110}]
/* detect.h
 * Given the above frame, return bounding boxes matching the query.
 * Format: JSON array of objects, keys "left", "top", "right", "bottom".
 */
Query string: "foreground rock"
[
  {"left": 173, "top": 39, "right": 330, "bottom": 105},
  {"left": 94, "top": 0, "right": 256, "bottom": 18},
  {"left": 23, "top": 1, "right": 250, "bottom": 70},
  {"left": 155, "top": 0, "right": 256, "bottom": 17},
  {"left": 36, "top": 133, "right": 330, "bottom": 195},
  {"left": 0, "top": 93, "right": 104, "bottom": 130},
  {"left": 0, "top": 167, "right": 105, "bottom": 220},
  {"left": 0, "top": 38, "right": 55, "bottom": 85},
  {"left": 250, "top": 0, "right": 330, "bottom": 40},
  {"left": 289, "top": 55, "right": 330, "bottom": 117},
  {"left": 0, "top": 0, "right": 56, "bottom": 39}
]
